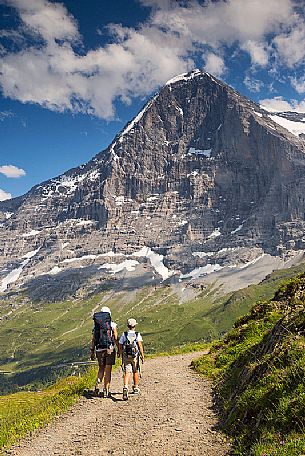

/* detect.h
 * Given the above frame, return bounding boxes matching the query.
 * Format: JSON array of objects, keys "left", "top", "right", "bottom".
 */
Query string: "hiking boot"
[
  {"left": 95, "top": 379, "right": 101, "bottom": 396},
  {"left": 94, "top": 387, "right": 100, "bottom": 397},
  {"left": 133, "top": 386, "right": 140, "bottom": 394},
  {"left": 123, "top": 387, "right": 128, "bottom": 401},
  {"left": 102, "top": 388, "right": 110, "bottom": 398}
]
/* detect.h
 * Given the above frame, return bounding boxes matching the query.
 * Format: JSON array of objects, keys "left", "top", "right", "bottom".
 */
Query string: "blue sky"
[{"left": 1, "top": 0, "right": 305, "bottom": 200}]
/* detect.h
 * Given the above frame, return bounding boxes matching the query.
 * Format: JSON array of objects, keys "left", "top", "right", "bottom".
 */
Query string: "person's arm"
[
  {"left": 118, "top": 332, "right": 124, "bottom": 357},
  {"left": 138, "top": 341, "right": 144, "bottom": 363},
  {"left": 113, "top": 326, "right": 120, "bottom": 356},
  {"left": 90, "top": 335, "right": 95, "bottom": 360}
]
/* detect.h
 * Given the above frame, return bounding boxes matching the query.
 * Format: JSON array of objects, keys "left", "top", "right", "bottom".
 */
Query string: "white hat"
[
  {"left": 101, "top": 306, "right": 111, "bottom": 315},
  {"left": 127, "top": 318, "right": 137, "bottom": 327}
]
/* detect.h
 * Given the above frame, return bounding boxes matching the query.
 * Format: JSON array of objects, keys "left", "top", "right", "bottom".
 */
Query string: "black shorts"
[{"left": 96, "top": 349, "right": 116, "bottom": 366}]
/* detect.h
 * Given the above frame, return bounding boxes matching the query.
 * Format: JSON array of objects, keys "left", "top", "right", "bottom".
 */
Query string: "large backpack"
[
  {"left": 93, "top": 311, "right": 114, "bottom": 350},
  {"left": 123, "top": 331, "right": 139, "bottom": 358}
]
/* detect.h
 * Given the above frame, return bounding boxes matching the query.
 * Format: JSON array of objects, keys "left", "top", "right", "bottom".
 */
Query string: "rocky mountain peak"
[{"left": 1, "top": 70, "right": 305, "bottom": 300}]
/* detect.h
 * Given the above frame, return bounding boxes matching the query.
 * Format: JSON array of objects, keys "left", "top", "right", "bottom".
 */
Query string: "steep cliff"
[{"left": 1, "top": 70, "right": 305, "bottom": 299}]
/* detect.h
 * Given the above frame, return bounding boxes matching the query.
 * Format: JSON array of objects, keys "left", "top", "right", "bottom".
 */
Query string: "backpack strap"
[
  {"left": 135, "top": 332, "right": 140, "bottom": 349},
  {"left": 135, "top": 332, "right": 140, "bottom": 364}
]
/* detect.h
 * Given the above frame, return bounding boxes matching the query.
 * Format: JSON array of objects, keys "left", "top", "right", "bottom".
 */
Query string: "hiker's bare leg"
[
  {"left": 123, "top": 372, "right": 131, "bottom": 387},
  {"left": 104, "top": 365, "right": 112, "bottom": 390},
  {"left": 133, "top": 371, "right": 139, "bottom": 387},
  {"left": 96, "top": 365, "right": 105, "bottom": 387}
]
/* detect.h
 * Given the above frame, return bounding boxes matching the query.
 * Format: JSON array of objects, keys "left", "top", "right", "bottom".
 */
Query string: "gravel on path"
[{"left": 6, "top": 352, "right": 230, "bottom": 456}]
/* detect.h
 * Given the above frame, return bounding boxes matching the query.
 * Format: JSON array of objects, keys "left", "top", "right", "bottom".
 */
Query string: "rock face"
[{"left": 1, "top": 69, "right": 305, "bottom": 299}]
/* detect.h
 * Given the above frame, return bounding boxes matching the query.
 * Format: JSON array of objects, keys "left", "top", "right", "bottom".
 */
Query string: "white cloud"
[
  {"left": 0, "top": 189, "right": 12, "bottom": 201},
  {"left": 273, "top": 20, "right": 305, "bottom": 67},
  {"left": 244, "top": 75, "right": 264, "bottom": 92},
  {"left": 150, "top": 0, "right": 294, "bottom": 45},
  {"left": 0, "top": 165, "right": 26, "bottom": 178},
  {"left": 241, "top": 40, "right": 269, "bottom": 66},
  {"left": 139, "top": 0, "right": 172, "bottom": 8},
  {"left": 291, "top": 76, "right": 305, "bottom": 94},
  {"left": 260, "top": 96, "right": 305, "bottom": 113},
  {"left": 0, "top": 11, "right": 192, "bottom": 118},
  {"left": 0, "top": 111, "right": 14, "bottom": 121},
  {"left": 0, "top": 0, "right": 303, "bottom": 119},
  {"left": 204, "top": 53, "right": 226, "bottom": 77},
  {"left": 5, "top": 0, "right": 80, "bottom": 43}
]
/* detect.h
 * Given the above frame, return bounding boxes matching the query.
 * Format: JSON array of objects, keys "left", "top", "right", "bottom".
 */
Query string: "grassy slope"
[
  {"left": 0, "top": 368, "right": 96, "bottom": 451},
  {"left": 1, "top": 262, "right": 305, "bottom": 392},
  {"left": 193, "top": 276, "right": 305, "bottom": 455}
]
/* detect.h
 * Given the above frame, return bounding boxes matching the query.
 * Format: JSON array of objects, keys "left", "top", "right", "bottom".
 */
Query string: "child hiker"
[{"left": 119, "top": 318, "right": 144, "bottom": 401}]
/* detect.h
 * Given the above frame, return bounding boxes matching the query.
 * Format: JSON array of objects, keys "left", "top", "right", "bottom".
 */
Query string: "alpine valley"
[{"left": 1, "top": 69, "right": 305, "bottom": 390}]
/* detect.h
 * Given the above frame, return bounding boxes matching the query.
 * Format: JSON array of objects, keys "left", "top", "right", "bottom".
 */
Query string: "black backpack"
[
  {"left": 123, "top": 331, "right": 139, "bottom": 358},
  {"left": 93, "top": 311, "right": 114, "bottom": 349}
]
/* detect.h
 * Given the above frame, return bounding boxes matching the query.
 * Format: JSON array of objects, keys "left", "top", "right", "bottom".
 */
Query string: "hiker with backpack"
[
  {"left": 90, "top": 306, "right": 118, "bottom": 397},
  {"left": 119, "top": 318, "right": 144, "bottom": 401}
]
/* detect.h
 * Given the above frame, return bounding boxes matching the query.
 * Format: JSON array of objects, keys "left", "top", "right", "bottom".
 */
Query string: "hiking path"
[{"left": 6, "top": 352, "right": 230, "bottom": 456}]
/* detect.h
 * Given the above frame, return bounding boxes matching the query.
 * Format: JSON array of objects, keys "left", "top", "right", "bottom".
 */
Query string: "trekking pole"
[
  {"left": 51, "top": 361, "right": 97, "bottom": 369},
  {"left": 138, "top": 354, "right": 142, "bottom": 379}
]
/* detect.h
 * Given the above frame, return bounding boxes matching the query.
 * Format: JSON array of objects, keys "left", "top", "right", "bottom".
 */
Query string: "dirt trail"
[{"left": 6, "top": 353, "right": 230, "bottom": 456}]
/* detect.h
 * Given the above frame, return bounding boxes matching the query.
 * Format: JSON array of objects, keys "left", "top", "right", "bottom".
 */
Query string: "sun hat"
[
  {"left": 101, "top": 306, "right": 111, "bottom": 315},
  {"left": 127, "top": 318, "right": 137, "bottom": 327}
]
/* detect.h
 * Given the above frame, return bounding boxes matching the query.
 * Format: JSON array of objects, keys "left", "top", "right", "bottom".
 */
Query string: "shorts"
[
  {"left": 122, "top": 355, "right": 139, "bottom": 374},
  {"left": 96, "top": 349, "right": 116, "bottom": 367}
]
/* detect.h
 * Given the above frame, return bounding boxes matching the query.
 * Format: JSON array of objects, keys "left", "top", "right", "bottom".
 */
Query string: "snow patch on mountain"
[
  {"left": 39, "top": 167, "right": 101, "bottom": 200},
  {"left": 109, "top": 95, "right": 158, "bottom": 156},
  {"left": 180, "top": 263, "right": 223, "bottom": 279},
  {"left": 208, "top": 228, "right": 221, "bottom": 239},
  {"left": 192, "top": 251, "right": 215, "bottom": 258},
  {"left": 48, "top": 266, "right": 63, "bottom": 275},
  {"left": 188, "top": 147, "right": 212, "bottom": 157},
  {"left": 76, "top": 220, "right": 96, "bottom": 227},
  {"left": 192, "top": 247, "right": 240, "bottom": 258},
  {"left": 269, "top": 115, "right": 305, "bottom": 137},
  {"left": 231, "top": 224, "right": 244, "bottom": 234},
  {"left": 62, "top": 254, "right": 100, "bottom": 264},
  {"left": 132, "top": 246, "right": 175, "bottom": 281},
  {"left": 23, "top": 230, "right": 42, "bottom": 237},
  {"left": 239, "top": 254, "right": 266, "bottom": 269},
  {"left": 166, "top": 69, "right": 202, "bottom": 86},
  {"left": 99, "top": 260, "right": 139, "bottom": 274},
  {"left": 0, "top": 248, "right": 40, "bottom": 292},
  {"left": 100, "top": 251, "right": 124, "bottom": 257}
]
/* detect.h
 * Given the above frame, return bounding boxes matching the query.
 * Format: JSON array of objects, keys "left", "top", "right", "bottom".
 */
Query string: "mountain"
[{"left": 1, "top": 69, "right": 305, "bottom": 301}]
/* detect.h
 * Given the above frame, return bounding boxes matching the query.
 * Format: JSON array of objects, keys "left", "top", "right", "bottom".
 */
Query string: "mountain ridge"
[{"left": 1, "top": 69, "right": 305, "bottom": 299}]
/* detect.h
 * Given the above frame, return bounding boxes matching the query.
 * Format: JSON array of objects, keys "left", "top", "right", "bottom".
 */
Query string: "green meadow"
[{"left": 1, "top": 261, "right": 305, "bottom": 393}]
